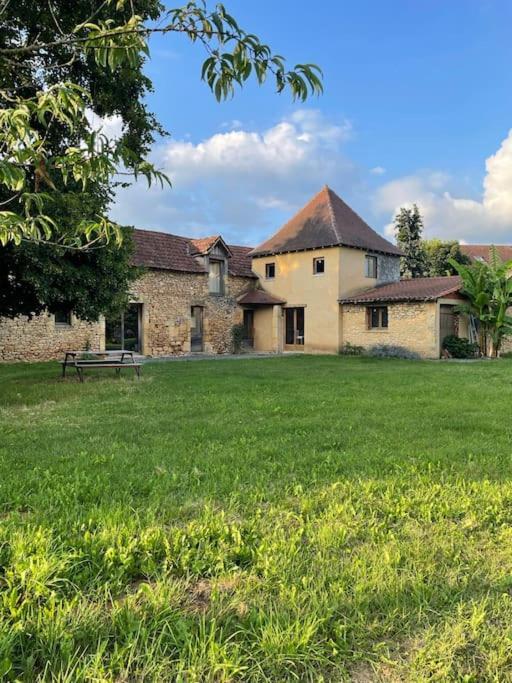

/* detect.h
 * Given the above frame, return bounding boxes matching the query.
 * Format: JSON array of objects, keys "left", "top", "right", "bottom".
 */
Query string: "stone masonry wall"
[
  {"left": 0, "top": 313, "right": 103, "bottom": 362},
  {"left": 342, "top": 301, "right": 439, "bottom": 358},
  {"left": 131, "top": 270, "right": 253, "bottom": 356},
  {"left": 0, "top": 270, "right": 254, "bottom": 362},
  {"left": 376, "top": 254, "right": 401, "bottom": 285}
]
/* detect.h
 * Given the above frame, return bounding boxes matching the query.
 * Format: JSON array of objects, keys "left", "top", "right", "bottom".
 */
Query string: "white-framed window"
[
  {"left": 265, "top": 262, "right": 276, "bottom": 279},
  {"left": 365, "top": 255, "right": 378, "bottom": 278},
  {"left": 209, "top": 259, "right": 224, "bottom": 294},
  {"left": 313, "top": 257, "right": 325, "bottom": 275}
]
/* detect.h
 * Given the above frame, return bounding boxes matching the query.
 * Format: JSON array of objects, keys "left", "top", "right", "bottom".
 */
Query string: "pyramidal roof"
[{"left": 250, "top": 186, "right": 402, "bottom": 257}]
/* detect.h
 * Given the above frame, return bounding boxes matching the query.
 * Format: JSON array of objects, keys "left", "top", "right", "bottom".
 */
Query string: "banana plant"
[{"left": 450, "top": 247, "right": 512, "bottom": 356}]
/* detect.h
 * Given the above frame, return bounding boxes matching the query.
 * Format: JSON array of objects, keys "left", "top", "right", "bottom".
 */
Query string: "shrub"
[
  {"left": 340, "top": 342, "right": 364, "bottom": 356},
  {"left": 231, "top": 323, "right": 246, "bottom": 354},
  {"left": 442, "top": 335, "right": 479, "bottom": 359},
  {"left": 368, "top": 344, "right": 420, "bottom": 360}
]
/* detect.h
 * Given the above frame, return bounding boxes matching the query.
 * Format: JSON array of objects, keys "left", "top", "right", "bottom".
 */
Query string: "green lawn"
[{"left": 2, "top": 356, "right": 512, "bottom": 681}]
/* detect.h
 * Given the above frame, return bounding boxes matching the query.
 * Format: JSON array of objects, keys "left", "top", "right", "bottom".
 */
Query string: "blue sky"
[{"left": 110, "top": 0, "right": 512, "bottom": 246}]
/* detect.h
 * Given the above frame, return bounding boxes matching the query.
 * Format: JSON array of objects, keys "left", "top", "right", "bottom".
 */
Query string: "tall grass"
[{"left": 1, "top": 356, "right": 512, "bottom": 680}]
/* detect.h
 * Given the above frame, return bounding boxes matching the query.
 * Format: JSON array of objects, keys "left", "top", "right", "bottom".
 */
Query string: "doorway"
[
  {"left": 191, "top": 306, "right": 204, "bottom": 351},
  {"left": 243, "top": 309, "right": 254, "bottom": 348},
  {"left": 284, "top": 307, "right": 305, "bottom": 351},
  {"left": 105, "top": 303, "right": 142, "bottom": 352},
  {"left": 440, "top": 304, "right": 456, "bottom": 348}
]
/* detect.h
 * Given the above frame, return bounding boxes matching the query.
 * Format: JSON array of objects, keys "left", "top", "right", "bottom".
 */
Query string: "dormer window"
[
  {"left": 365, "top": 255, "right": 378, "bottom": 278},
  {"left": 209, "top": 259, "right": 224, "bottom": 294}
]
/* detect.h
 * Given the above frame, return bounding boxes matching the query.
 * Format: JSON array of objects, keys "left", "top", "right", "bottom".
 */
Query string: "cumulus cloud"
[
  {"left": 110, "top": 109, "right": 356, "bottom": 245},
  {"left": 85, "top": 109, "right": 124, "bottom": 141},
  {"left": 375, "top": 130, "right": 512, "bottom": 242}
]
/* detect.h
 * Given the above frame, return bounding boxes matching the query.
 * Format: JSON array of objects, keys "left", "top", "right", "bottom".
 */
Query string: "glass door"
[
  {"left": 191, "top": 306, "right": 204, "bottom": 351},
  {"left": 284, "top": 307, "right": 305, "bottom": 351},
  {"left": 105, "top": 304, "right": 142, "bottom": 351}
]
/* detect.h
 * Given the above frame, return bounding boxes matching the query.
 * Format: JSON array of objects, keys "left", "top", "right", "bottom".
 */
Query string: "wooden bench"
[{"left": 59, "top": 359, "right": 141, "bottom": 382}]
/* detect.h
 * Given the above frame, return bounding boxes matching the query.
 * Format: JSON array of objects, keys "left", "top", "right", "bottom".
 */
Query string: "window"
[
  {"left": 367, "top": 306, "right": 388, "bottom": 329},
  {"left": 265, "top": 262, "right": 275, "bottom": 279},
  {"left": 54, "top": 309, "right": 72, "bottom": 326},
  {"left": 365, "top": 255, "right": 378, "bottom": 278},
  {"left": 313, "top": 257, "right": 325, "bottom": 275},
  {"left": 209, "top": 259, "right": 224, "bottom": 294}
]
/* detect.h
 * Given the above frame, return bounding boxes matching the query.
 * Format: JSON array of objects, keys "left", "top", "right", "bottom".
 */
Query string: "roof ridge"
[{"left": 324, "top": 186, "right": 342, "bottom": 242}]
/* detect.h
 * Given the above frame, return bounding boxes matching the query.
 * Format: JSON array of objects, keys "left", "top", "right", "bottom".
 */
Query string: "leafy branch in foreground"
[{"left": 0, "top": 1, "right": 323, "bottom": 249}]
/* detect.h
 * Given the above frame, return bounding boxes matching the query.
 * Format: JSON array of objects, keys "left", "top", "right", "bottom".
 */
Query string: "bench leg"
[
  {"left": 135, "top": 366, "right": 141, "bottom": 379},
  {"left": 115, "top": 367, "right": 121, "bottom": 378},
  {"left": 76, "top": 366, "right": 84, "bottom": 383},
  {"left": 62, "top": 363, "right": 66, "bottom": 378}
]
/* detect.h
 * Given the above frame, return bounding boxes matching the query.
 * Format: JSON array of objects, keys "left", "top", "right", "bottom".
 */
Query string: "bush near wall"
[{"left": 442, "top": 335, "right": 479, "bottom": 359}]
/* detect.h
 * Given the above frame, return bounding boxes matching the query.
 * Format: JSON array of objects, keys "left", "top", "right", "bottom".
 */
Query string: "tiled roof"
[
  {"left": 132, "top": 229, "right": 256, "bottom": 278},
  {"left": 190, "top": 236, "right": 221, "bottom": 254},
  {"left": 237, "top": 289, "right": 286, "bottom": 306},
  {"left": 340, "top": 276, "right": 462, "bottom": 303},
  {"left": 250, "top": 185, "right": 402, "bottom": 258},
  {"left": 460, "top": 244, "right": 512, "bottom": 263}
]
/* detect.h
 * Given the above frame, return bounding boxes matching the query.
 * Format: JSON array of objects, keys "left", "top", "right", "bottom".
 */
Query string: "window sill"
[
  {"left": 55, "top": 324, "right": 72, "bottom": 329},
  {"left": 313, "top": 273, "right": 325, "bottom": 277},
  {"left": 367, "top": 328, "right": 389, "bottom": 332}
]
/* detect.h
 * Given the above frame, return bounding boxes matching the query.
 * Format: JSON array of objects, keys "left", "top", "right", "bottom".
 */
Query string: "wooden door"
[
  {"left": 191, "top": 306, "right": 204, "bottom": 351},
  {"left": 284, "top": 307, "right": 305, "bottom": 351},
  {"left": 243, "top": 309, "right": 254, "bottom": 347},
  {"left": 440, "top": 304, "right": 455, "bottom": 347}
]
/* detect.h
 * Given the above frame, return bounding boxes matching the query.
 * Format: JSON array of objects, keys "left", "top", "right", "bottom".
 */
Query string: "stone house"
[{"left": 0, "top": 185, "right": 481, "bottom": 362}]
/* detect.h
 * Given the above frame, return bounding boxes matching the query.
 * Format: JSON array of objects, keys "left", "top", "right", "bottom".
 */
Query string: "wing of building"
[{"left": 0, "top": 185, "right": 485, "bottom": 362}]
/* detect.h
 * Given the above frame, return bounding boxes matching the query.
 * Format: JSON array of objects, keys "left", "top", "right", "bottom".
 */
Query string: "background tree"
[
  {"left": 394, "top": 204, "right": 427, "bottom": 279},
  {"left": 450, "top": 247, "right": 512, "bottom": 357},
  {"left": 423, "top": 239, "right": 470, "bottom": 276}
]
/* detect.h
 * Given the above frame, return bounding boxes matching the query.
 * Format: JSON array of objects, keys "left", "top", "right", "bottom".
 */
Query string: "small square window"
[
  {"left": 54, "top": 309, "right": 72, "bottom": 326},
  {"left": 367, "top": 306, "right": 388, "bottom": 329},
  {"left": 265, "top": 262, "right": 275, "bottom": 279},
  {"left": 365, "top": 255, "right": 378, "bottom": 278},
  {"left": 313, "top": 257, "right": 325, "bottom": 275}
]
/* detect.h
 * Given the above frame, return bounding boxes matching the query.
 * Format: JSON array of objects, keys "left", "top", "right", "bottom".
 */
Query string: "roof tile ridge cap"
[{"left": 324, "top": 186, "right": 342, "bottom": 243}]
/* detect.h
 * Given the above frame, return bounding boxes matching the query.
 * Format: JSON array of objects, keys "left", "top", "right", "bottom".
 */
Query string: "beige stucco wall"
[
  {"left": 251, "top": 246, "right": 400, "bottom": 353},
  {"left": 252, "top": 247, "right": 342, "bottom": 353},
  {"left": 342, "top": 301, "right": 440, "bottom": 358},
  {"left": 252, "top": 305, "right": 282, "bottom": 353},
  {"left": 0, "top": 313, "right": 104, "bottom": 362}
]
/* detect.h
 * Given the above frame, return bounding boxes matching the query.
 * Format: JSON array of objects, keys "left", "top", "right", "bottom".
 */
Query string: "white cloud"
[
  {"left": 110, "top": 109, "right": 357, "bottom": 245},
  {"left": 85, "top": 110, "right": 124, "bottom": 142},
  {"left": 370, "top": 166, "right": 386, "bottom": 175},
  {"left": 375, "top": 130, "right": 512, "bottom": 242}
]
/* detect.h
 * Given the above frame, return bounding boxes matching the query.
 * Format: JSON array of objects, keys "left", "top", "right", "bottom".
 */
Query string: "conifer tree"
[{"left": 394, "top": 204, "right": 427, "bottom": 278}]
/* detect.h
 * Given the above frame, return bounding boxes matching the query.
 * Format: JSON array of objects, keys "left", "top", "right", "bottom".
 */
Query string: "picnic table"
[{"left": 60, "top": 350, "right": 141, "bottom": 382}]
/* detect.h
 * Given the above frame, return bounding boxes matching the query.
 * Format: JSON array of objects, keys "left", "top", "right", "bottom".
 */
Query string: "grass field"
[{"left": 2, "top": 355, "right": 512, "bottom": 681}]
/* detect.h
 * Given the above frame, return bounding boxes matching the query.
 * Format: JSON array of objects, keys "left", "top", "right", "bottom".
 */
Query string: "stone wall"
[
  {"left": 376, "top": 254, "right": 401, "bottom": 285},
  {"left": 0, "top": 269, "right": 254, "bottom": 362},
  {"left": 342, "top": 301, "right": 439, "bottom": 358},
  {"left": 0, "top": 313, "right": 103, "bottom": 362},
  {"left": 131, "top": 269, "right": 254, "bottom": 356}
]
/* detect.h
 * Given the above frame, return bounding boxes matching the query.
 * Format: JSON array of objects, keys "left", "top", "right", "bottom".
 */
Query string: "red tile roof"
[
  {"left": 132, "top": 229, "right": 255, "bottom": 278},
  {"left": 460, "top": 244, "right": 512, "bottom": 263},
  {"left": 340, "top": 276, "right": 463, "bottom": 304},
  {"left": 237, "top": 289, "right": 286, "bottom": 306},
  {"left": 250, "top": 186, "right": 402, "bottom": 258}
]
